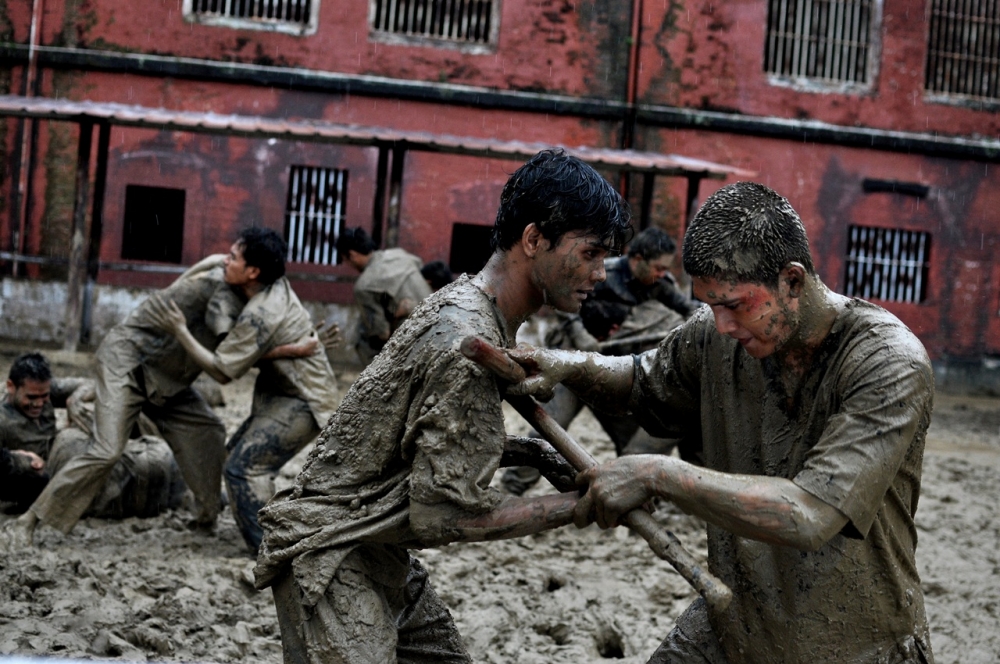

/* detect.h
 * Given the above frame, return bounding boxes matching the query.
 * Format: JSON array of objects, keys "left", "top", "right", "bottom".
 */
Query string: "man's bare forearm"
[
  {"left": 411, "top": 492, "right": 579, "bottom": 546},
  {"left": 650, "top": 457, "right": 848, "bottom": 551},
  {"left": 563, "top": 353, "right": 634, "bottom": 416}
]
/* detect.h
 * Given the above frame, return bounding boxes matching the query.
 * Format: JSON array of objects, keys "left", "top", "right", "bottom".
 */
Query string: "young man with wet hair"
[
  {"left": 145, "top": 227, "right": 339, "bottom": 553},
  {"left": 254, "top": 148, "right": 632, "bottom": 664},
  {"left": 336, "top": 226, "right": 431, "bottom": 363},
  {"left": 1, "top": 228, "right": 327, "bottom": 549},
  {"left": 509, "top": 181, "right": 934, "bottom": 662}
]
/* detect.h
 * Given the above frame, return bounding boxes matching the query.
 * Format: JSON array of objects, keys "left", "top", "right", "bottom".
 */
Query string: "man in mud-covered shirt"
[
  {"left": 510, "top": 182, "right": 934, "bottom": 663},
  {"left": 0, "top": 352, "right": 185, "bottom": 517},
  {"left": 336, "top": 227, "right": 432, "bottom": 363},
  {"left": 145, "top": 228, "right": 339, "bottom": 553},
  {"left": 254, "top": 149, "right": 633, "bottom": 664}
]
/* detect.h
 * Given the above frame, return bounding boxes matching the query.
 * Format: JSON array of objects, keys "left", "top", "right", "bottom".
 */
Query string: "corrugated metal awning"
[{"left": 0, "top": 94, "right": 755, "bottom": 179}]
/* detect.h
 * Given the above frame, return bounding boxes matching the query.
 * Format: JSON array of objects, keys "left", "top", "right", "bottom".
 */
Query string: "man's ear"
[
  {"left": 246, "top": 265, "right": 262, "bottom": 283},
  {"left": 6, "top": 379, "right": 15, "bottom": 397},
  {"left": 521, "top": 223, "right": 546, "bottom": 258},
  {"left": 782, "top": 262, "right": 807, "bottom": 298}
]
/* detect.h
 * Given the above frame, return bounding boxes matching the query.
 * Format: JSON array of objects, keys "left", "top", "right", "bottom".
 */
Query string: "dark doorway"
[
  {"left": 449, "top": 223, "right": 493, "bottom": 276},
  {"left": 121, "top": 185, "right": 186, "bottom": 263}
]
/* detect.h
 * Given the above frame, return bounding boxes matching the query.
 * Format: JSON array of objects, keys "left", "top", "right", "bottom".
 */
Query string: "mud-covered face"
[
  {"left": 693, "top": 276, "right": 798, "bottom": 359},
  {"left": 223, "top": 242, "right": 259, "bottom": 287},
  {"left": 532, "top": 231, "right": 609, "bottom": 313},
  {"left": 7, "top": 377, "right": 50, "bottom": 419},
  {"left": 630, "top": 253, "right": 674, "bottom": 286}
]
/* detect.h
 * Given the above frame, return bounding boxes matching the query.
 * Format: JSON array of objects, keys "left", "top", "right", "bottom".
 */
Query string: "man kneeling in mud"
[{"left": 253, "top": 149, "right": 632, "bottom": 663}]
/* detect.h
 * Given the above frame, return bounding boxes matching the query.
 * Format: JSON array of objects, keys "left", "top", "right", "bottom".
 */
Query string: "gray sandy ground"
[{"left": 0, "top": 347, "right": 997, "bottom": 663}]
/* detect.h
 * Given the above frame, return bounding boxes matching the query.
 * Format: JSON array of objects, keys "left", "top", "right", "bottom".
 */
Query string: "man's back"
[{"left": 255, "top": 276, "right": 509, "bottom": 595}]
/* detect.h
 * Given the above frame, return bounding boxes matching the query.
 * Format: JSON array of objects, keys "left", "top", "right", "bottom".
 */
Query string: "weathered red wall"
[{"left": 0, "top": 0, "right": 997, "bottom": 362}]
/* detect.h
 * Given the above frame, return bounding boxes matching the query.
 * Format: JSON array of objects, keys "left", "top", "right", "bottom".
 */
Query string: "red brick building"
[{"left": 0, "top": 0, "right": 998, "bottom": 372}]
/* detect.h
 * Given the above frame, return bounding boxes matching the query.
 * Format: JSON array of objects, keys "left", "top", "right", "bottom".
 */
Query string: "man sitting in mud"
[
  {"left": 144, "top": 227, "right": 340, "bottom": 554},
  {"left": 509, "top": 182, "right": 935, "bottom": 662},
  {"left": 253, "top": 148, "right": 632, "bottom": 664},
  {"left": 0, "top": 352, "right": 185, "bottom": 518},
  {"left": 2, "top": 233, "right": 326, "bottom": 550},
  {"left": 336, "top": 226, "right": 432, "bottom": 364}
]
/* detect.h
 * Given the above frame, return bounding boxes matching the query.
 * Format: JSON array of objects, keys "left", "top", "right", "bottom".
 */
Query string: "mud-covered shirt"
[
  {"left": 96, "top": 256, "right": 244, "bottom": 403},
  {"left": 354, "top": 248, "right": 432, "bottom": 341},
  {"left": 212, "top": 277, "right": 339, "bottom": 427},
  {"left": 254, "top": 276, "right": 508, "bottom": 605},
  {"left": 0, "top": 378, "right": 88, "bottom": 458},
  {"left": 631, "top": 300, "right": 934, "bottom": 662}
]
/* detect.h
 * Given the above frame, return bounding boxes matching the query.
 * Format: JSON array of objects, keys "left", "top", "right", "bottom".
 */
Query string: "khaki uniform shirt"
[
  {"left": 354, "top": 248, "right": 432, "bottom": 341},
  {"left": 212, "top": 277, "right": 338, "bottom": 427},
  {"left": 632, "top": 300, "right": 934, "bottom": 662},
  {"left": 0, "top": 378, "right": 87, "bottom": 458},
  {"left": 255, "top": 276, "right": 508, "bottom": 605},
  {"left": 96, "top": 256, "right": 244, "bottom": 403}
]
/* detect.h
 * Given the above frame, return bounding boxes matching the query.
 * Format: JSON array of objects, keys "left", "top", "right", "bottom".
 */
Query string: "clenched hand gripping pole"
[{"left": 460, "top": 336, "right": 733, "bottom": 614}]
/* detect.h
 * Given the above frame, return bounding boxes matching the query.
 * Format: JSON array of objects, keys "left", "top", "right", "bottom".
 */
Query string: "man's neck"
[
  {"left": 473, "top": 252, "right": 543, "bottom": 339},
  {"left": 775, "top": 277, "right": 843, "bottom": 373},
  {"left": 241, "top": 281, "right": 265, "bottom": 299}
]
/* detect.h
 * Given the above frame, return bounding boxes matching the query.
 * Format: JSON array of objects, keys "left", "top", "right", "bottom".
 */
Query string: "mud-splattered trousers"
[
  {"left": 271, "top": 544, "right": 469, "bottom": 664},
  {"left": 226, "top": 391, "right": 320, "bottom": 552},
  {"left": 30, "top": 364, "right": 227, "bottom": 533}
]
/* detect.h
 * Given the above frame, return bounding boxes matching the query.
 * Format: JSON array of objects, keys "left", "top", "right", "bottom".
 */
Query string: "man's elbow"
[{"left": 787, "top": 509, "right": 849, "bottom": 552}]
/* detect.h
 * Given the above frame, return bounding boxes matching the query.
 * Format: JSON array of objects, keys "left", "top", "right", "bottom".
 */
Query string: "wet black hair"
[
  {"left": 491, "top": 149, "right": 633, "bottom": 254},
  {"left": 420, "top": 260, "right": 454, "bottom": 291},
  {"left": 580, "top": 299, "right": 630, "bottom": 341},
  {"left": 9, "top": 352, "right": 51, "bottom": 387},
  {"left": 628, "top": 227, "right": 677, "bottom": 260},
  {"left": 335, "top": 227, "right": 376, "bottom": 257},
  {"left": 682, "top": 182, "right": 815, "bottom": 289},
  {"left": 237, "top": 227, "right": 287, "bottom": 286}
]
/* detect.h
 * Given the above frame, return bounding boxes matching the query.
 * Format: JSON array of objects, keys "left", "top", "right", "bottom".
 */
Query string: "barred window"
[
  {"left": 284, "top": 166, "right": 348, "bottom": 266},
  {"left": 764, "top": 0, "right": 875, "bottom": 85},
  {"left": 925, "top": 0, "right": 1000, "bottom": 101},
  {"left": 844, "top": 225, "right": 930, "bottom": 304},
  {"left": 184, "top": 0, "right": 318, "bottom": 35},
  {"left": 370, "top": 0, "right": 498, "bottom": 49}
]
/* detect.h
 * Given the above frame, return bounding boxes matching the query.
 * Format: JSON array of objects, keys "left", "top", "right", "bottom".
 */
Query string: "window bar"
[
  {"left": 285, "top": 170, "right": 299, "bottom": 262},
  {"left": 300, "top": 167, "right": 312, "bottom": 264},
  {"left": 790, "top": 0, "right": 804, "bottom": 76},
  {"left": 798, "top": 0, "right": 812, "bottom": 77},
  {"left": 888, "top": 229, "right": 900, "bottom": 301},
  {"left": 312, "top": 167, "right": 327, "bottom": 264},
  {"left": 961, "top": 0, "right": 972, "bottom": 93},
  {"left": 832, "top": 0, "right": 846, "bottom": 81},
  {"left": 772, "top": 0, "right": 787, "bottom": 74}
]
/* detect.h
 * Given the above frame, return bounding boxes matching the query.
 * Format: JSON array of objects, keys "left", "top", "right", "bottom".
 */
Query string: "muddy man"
[
  {"left": 509, "top": 182, "right": 935, "bottom": 663},
  {"left": 253, "top": 149, "right": 633, "bottom": 664}
]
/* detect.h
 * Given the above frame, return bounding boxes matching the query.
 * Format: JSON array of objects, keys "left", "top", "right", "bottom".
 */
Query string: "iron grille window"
[
  {"left": 284, "top": 166, "right": 348, "bottom": 266},
  {"left": 764, "top": 0, "right": 875, "bottom": 84},
  {"left": 844, "top": 225, "right": 930, "bottom": 303},
  {"left": 925, "top": 0, "right": 1000, "bottom": 101},
  {"left": 185, "top": 0, "right": 317, "bottom": 34},
  {"left": 371, "top": 0, "right": 495, "bottom": 45}
]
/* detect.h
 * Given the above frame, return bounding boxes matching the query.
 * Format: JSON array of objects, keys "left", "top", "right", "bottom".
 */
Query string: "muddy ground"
[{"left": 0, "top": 346, "right": 998, "bottom": 663}]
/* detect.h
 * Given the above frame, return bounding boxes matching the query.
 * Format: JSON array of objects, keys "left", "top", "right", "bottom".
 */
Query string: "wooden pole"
[{"left": 62, "top": 120, "right": 94, "bottom": 352}]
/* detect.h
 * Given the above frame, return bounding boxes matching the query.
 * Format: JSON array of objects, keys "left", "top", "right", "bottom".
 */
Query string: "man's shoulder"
[{"left": 838, "top": 299, "right": 929, "bottom": 365}]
